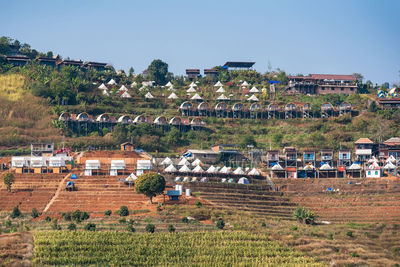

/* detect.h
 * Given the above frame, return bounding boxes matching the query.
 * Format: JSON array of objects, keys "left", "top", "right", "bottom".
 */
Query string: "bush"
[
  {"left": 104, "top": 210, "right": 112, "bottom": 216},
  {"left": 52, "top": 218, "right": 61, "bottom": 230},
  {"left": 85, "top": 223, "right": 96, "bottom": 231},
  {"left": 350, "top": 252, "right": 359, "bottom": 257},
  {"left": 195, "top": 201, "right": 202, "bottom": 208},
  {"left": 119, "top": 206, "right": 129, "bottom": 217},
  {"left": 346, "top": 230, "right": 353, "bottom": 237},
  {"left": 119, "top": 218, "right": 126, "bottom": 224},
  {"left": 72, "top": 210, "right": 90, "bottom": 223},
  {"left": 127, "top": 225, "right": 136, "bottom": 232},
  {"left": 181, "top": 217, "right": 189, "bottom": 224},
  {"left": 67, "top": 223, "right": 77, "bottom": 231},
  {"left": 216, "top": 219, "right": 225, "bottom": 230},
  {"left": 62, "top": 212, "right": 71, "bottom": 221},
  {"left": 293, "top": 207, "right": 316, "bottom": 224},
  {"left": 290, "top": 226, "right": 298, "bottom": 231},
  {"left": 31, "top": 208, "right": 39, "bottom": 218},
  {"left": 261, "top": 222, "right": 267, "bottom": 228},
  {"left": 128, "top": 219, "right": 134, "bottom": 225},
  {"left": 10, "top": 206, "right": 21, "bottom": 219},
  {"left": 80, "top": 211, "right": 90, "bottom": 221},
  {"left": 168, "top": 224, "right": 176, "bottom": 233},
  {"left": 5, "top": 220, "right": 12, "bottom": 228},
  {"left": 45, "top": 216, "right": 51, "bottom": 222},
  {"left": 145, "top": 224, "right": 155, "bottom": 233}
]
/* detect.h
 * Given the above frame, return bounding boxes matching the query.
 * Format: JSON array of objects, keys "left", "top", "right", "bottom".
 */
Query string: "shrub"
[
  {"left": 216, "top": 219, "right": 225, "bottom": 230},
  {"left": 346, "top": 231, "right": 353, "bottom": 237},
  {"left": 5, "top": 220, "right": 12, "bottom": 228},
  {"left": 85, "top": 223, "right": 96, "bottom": 231},
  {"left": 328, "top": 233, "right": 334, "bottom": 240},
  {"left": 145, "top": 224, "right": 155, "bottom": 233},
  {"left": 2, "top": 172, "right": 15, "bottom": 192},
  {"left": 31, "top": 208, "right": 39, "bottom": 218},
  {"left": 156, "top": 203, "right": 162, "bottom": 212},
  {"left": 80, "top": 211, "right": 90, "bottom": 221},
  {"left": 290, "top": 226, "right": 298, "bottom": 231},
  {"left": 67, "top": 223, "right": 77, "bottom": 231},
  {"left": 72, "top": 210, "right": 82, "bottom": 223},
  {"left": 52, "top": 218, "right": 61, "bottom": 230},
  {"left": 119, "top": 206, "right": 129, "bottom": 217},
  {"left": 45, "top": 216, "right": 51, "bottom": 222},
  {"left": 104, "top": 210, "right": 112, "bottom": 216},
  {"left": 62, "top": 212, "right": 71, "bottom": 221},
  {"left": 261, "top": 222, "right": 267, "bottom": 228},
  {"left": 119, "top": 218, "right": 126, "bottom": 224},
  {"left": 293, "top": 207, "right": 316, "bottom": 224},
  {"left": 10, "top": 206, "right": 21, "bottom": 219},
  {"left": 128, "top": 219, "right": 134, "bottom": 225},
  {"left": 127, "top": 225, "right": 136, "bottom": 232},
  {"left": 350, "top": 252, "right": 359, "bottom": 257},
  {"left": 168, "top": 224, "right": 176, "bottom": 233},
  {"left": 181, "top": 217, "right": 189, "bottom": 224},
  {"left": 195, "top": 201, "right": 202, "bottom": 208}
]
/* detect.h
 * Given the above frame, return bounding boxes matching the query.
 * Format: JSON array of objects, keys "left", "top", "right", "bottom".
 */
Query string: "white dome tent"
[
  {"left": 191, "top": 93, "right": 202, "bottom": 100},
  {"left": 187, "top": 87, "right": 197, "bottom": 93},
  {"left": 206, "top": 165, "right": 217, "bottom": 174},
  {"left": 161, "top": 157, "right": 173, "bottom": 165},
  {"left": 179, "top": 165, "right": 192, "bottom": 173},
  {"left": 168, "top": 92, "right": 179, "bottom": 99},
  {"left": 145, "top": 92, "right": 154, "bottom": 99},
  {"left": 233, "top": 167, "right": 245, "bottom": 175},
  {"left": 271, "top": 164, "right": 284, "bottom": 171},
  {"left": 165, "top": 164, "right": 177, "bottom": 173},
  {"left": 178, "top": 158, "right": 190, "bottom": 166},
  {"left": 247, "top": 94, "right": 259, "bottom": 101},
  {"left": 107, "top": 79, "right": 117, "bottom": 85},
  {"left": 214, "top": 81, "right": 223, "bottom": 87},
  {"left": 216, "top": 87, "right": 225, "bottom": 93},
  {"left": 98, "top": 83, "right": 108, "bottom": 90},
  {"left": 249, "top": 86, "right": 259, "bottom": 93},
  {"left": 248, "top": 168, "right": 260, "bottom": 176},
  {"left": 238, "top": 177, "right": 250, "bottom": 184},
  {"left": 320, "top": 163, "right": 333, "bottom": 170}
]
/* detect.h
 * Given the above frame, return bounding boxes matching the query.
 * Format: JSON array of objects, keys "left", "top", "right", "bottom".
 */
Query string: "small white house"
[
  {"left": 85, "top": 160, "right": 100, "bottom": 176},
  {"left": 366, "top": 166, "right": 382, "bottom": 178},
  {"left": 136, "top": 160, "right": 152, "bottom": 176},
  {"left": 110, "top": 160, "right": 126, "bottom": 176}
]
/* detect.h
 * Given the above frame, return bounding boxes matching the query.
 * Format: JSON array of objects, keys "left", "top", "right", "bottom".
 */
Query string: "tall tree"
[
  {"left": 3, "top": 172, "right": 15, "bottom": 192},
  {"left": 135, "top": 173, "right": 166, "bottom": 204},
  {"left": 147, "top": 59, "right": 169, "bottom": 85}
]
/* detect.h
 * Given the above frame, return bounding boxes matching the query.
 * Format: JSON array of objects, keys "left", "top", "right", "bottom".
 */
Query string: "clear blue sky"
[{"left": 2, "top": 0, "right": 399, "bottom": 85}]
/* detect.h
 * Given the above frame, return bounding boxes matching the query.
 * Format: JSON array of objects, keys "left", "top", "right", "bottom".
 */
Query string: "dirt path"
[
  {"left": 42, "top": 173, "right": 71, "bottom": 213},
  {"left": 0, "top": 232, "right": 33, "bottom": 267}
]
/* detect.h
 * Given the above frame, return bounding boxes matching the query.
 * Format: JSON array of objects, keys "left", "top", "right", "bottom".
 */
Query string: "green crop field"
[{"left": 34, "top": 231, "right": 324, "bottom": 266}]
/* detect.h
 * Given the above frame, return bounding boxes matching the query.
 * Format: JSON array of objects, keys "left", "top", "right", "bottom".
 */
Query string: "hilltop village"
[{"left": 1, "top": 37, "right": 400, "bottom": 266}]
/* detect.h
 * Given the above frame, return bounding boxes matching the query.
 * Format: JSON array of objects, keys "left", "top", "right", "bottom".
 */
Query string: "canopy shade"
[
  {"left": 187, "top": 87, "right": 197, "bottom": 93},
  {"left": 217, "top": 94, "right": 229, "bottom": 100},
  {"left": 191, "top": 93, "right": 203, "bottom": 100},
  {"left": 145, "top": 92, "right": 154, "bottom": 99},
  {"left": 98, "top": 83, "right": 108, "bottom": 90},
  {"left": 168, "top": 92, "right": 178, "bottom": 99},
  {"left": 206, "top": 165, "right": 217, "bottom": 173},
  {"left": 248, "top": 168, "right": 260, "bottom": 175},
  {"left": 271, "top": 164, "right": 284, "bottom": 171},
  {"left": 233, "top": 167, "right": 245, "bottom": 175},
  {"left": 161, "top": 157, "right": 173, "bottom": 165},
  {"left": 165, "top": 164, "right": 177, "bottom": 172},
  {"left": 249, "top": 86, "right": 259, "bottom": 93},
  {"left": 247, "top": 94, "right": 259, "bottom": 101},
  {"left": 178, "top": 158, "right": 190, "bottom": 166},
  {"left": 107, "top": 79, "right": 117, "bottom": 85},
  {"left": 214, "top": 81, "right": 223, "bottom": 87},
  {"left": 179, "top": 165, "right": 192, "bottom": 172},
  {"left": 216, "top": 87, "right": 225, "bottom": 93}
]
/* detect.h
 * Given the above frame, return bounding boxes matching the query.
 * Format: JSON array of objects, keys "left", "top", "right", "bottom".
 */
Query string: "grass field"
[
  {"left": 33, "top": 231, "right": 324, "bottom": 266},
  {"left": 0, "top": 74, "right": 26, "bottom": 101}
]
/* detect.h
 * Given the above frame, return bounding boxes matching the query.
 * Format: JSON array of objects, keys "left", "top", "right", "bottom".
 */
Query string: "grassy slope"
[{"left": 0, "top": 74, "right": 62, "bottom": 149}]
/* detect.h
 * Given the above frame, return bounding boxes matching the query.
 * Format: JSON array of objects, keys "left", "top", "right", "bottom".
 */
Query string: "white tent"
[
  {"left": 168, "top": 92, "right": 179, "bottom": 99},
  {"left": 348, "top": 163, "right": 361, "bottom": 170},
  {"left": 248, "top": 168, "right": 260, "bottom": 176},
  {"left": 200, "top": 177, "right": 209, "bottom": 182},
  {"left": 165, "top": 164, "right": 177, "bottom": 172},
  {"left": 131, "top": 81, "right": 137, "bottom": 87},
  {"left": 165, "top": 81, "right": 173, "bottom": 87},
  {"left": 249, "top": 86, "right": 259, "bottom": 93},
  {"left": 221, "top": 178, "right": 227, "bottom": 183},
  {"left": 111, "top": 160, "right": 126, "bottom": 170},
  {"left": 120, "top": 91, "right": 131, "bottom": 98},
  {"left": 384, "top": 161, "right": 396, "bottom": 170},
  {"left": 187, "top": 86, "right": 197, "bottom": 93},
  {"left": 190, "top": 82, "right": 197, "bottom": 87},
  {"left": 107, "top": 79, "right": 117, "bottom": 85},
  {"left": 125, "top": 173, "right": 137, "bottom": 182},
  {"left": 98, "top": 83, "right": 108, "bottom": 90},
  {"left": 368, "top": 156, "right": 378, "bottom": 164},
  {"left": 216, "top": 86, "right": 225, "bottom": 93},
  {"left": 386, "top": 155, "right": 397, "bottom": 163},
  {"left": 178, "top": 158, "right": 190, "bottom": 166},
  {"left": 271, "top": 164, "right": 284, "bottom": 171},
  {"left": 191, "top": 93, "right": 202, "bottom": 100},
  {"left": 214, "top": 81, "right": 223, "bottom": 87},
  {"left": 320, "top": 163, "right": 333, "bottom": 170},
  {"left": 183, "top": 176, "right": 189, "bottom": 182},
  {"left": 85, "top": 160, "right": 100, "bottom": 170},
  {"left": 118, "top": 85, "right": 128, "bottom": 92},
  {"left": 192, "top": 165, "right": 204, "bottom": 173},
  {"left": 247, "top": 94, "right": 259, "bottom": 101},
  {"left": 206, "top": 165, "right": 217, "bottom": 174},
  {"left": 233, "top": 167, "right": 245, "bottom": 175},
  {"left": 161, "top": 157, "right": 173, "bottom": 165},
  {"left": 238, "top": 177, "right": 250, "bottom": 184},
  {"left": 179, "top": 165, "right": 192, "bottom": 173},
  {"left": 102, "top": 90, "right": 110, "bottom": 96},
  {"left": 192, "top": 158, "right": 202, "bottom": 166},
  {"left": 145, "top": 92, "right": 154, "bottom": 99},
  {"left": 303, "top": 164, "right": 315, "bottom": 170},
  {"left": 167, "top": 86, "right": 175, "bottom": 91},
  {"left": 217, "top": 94, "right": 229, "bottom": 100},
  {"left": 241, "top": 81, "right": 249, "bottom": 86},
  {"left": 219, "top": 166, "right": 232, "bottom": 174}
]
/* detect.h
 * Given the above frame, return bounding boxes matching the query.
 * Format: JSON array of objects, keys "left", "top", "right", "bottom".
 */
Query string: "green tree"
[
  {"left": 119, "top": 206, "right": 129, "bottom": 217},
  {"left": 112, "top": 124, "right": 128, "bottom": 144},
  {"left": 369, "top": 101, "right": 378, "bottom": 112},
  {"left": 239, "top": 134, "right": 257, "bottom": 149},
  {"left": 216, "top": 219, "right": 225, "bottom": 229},
  {"left": 31, "top": 208, "right": 39, "bottom": 218},
  {"left": 10, "top": 206, "right": 21, "bottom": 219},
  {"left": 293, "top": 206, "right": 316, "bottom": 224},
  {"left": 2, "top": 172, "right": 15, "bottom": 192},
  {"left": 67, "top": 223, "right": 77, "bottom": 231},
  {"left": 147, "top": 59, "right": 169, "bottom": 85},
  {"left": 135, "top": 173, "right": 166, "bottom": 204},
  {"left": 128, "top": 67, "right": 134, "bottom": 78},
  {"left": 168, "top": 224, "right": 176, "bottom": 233},
  {"left": 145, "top": 223, "right": 155, "bottom": 233},
  {"left": 84, "top": 223, "right": 96, "bottom": 231}
]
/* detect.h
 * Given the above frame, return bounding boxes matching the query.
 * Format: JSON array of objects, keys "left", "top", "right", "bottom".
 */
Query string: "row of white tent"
[
  {"left": 11, "top": 156, "right": 72, "bottom": 168},
  {"left": 165, "top": 163, "right": 260, "bottom": 175},
  {"left": 174, "top": 176, "right": 250, "bottom": 184}
]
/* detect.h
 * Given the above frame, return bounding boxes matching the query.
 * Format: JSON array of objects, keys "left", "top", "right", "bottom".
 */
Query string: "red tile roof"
[{"left": 355, "top": 138, "right": 374, "bottom": 144}]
